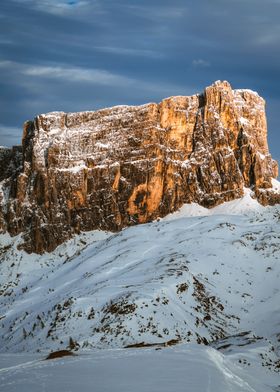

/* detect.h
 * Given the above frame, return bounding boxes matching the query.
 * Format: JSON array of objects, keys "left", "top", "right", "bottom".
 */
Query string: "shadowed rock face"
[{"left": 0, "top": 81, "right": 279, "bottom": 253}]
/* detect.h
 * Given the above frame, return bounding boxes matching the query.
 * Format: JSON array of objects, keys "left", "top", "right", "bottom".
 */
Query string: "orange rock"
[{"left": 0, "top": 81, "right": 278, "bottom": 253}]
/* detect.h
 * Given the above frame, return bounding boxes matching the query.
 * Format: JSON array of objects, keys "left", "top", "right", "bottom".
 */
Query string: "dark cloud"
[{"left": 0, "top": 0, "right": 279, "bottom": 164}]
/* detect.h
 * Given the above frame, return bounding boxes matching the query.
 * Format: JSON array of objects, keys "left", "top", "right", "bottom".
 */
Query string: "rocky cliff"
[{"left": 0, "top": 81, "right": 279, "bottom": 253}]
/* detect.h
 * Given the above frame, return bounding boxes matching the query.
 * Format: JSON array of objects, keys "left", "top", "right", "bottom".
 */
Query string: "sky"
[{"left": 0, "top": 0, "right": 279, "bottom": 164}]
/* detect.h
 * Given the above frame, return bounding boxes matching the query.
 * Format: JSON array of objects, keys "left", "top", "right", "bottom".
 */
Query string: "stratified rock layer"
[{"left": 0, "top": 81, "right": 279, "bottom": 253}]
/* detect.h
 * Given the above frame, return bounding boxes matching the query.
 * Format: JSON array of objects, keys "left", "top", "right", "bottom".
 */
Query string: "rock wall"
[{"left": 0, "top": 81, "right": 279, "bottom": 253}]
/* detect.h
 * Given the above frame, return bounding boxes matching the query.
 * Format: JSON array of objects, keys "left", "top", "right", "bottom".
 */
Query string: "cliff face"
[{"left": 0, "top": 81, "right": 279, "bottom": 253}]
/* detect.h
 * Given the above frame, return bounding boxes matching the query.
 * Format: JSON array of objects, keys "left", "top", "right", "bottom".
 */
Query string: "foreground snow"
[
  {"left": 0, "top": 190, "right": 280, "bottom": 391},
  {"left": 0, "top": 344, "right": 277, "bottom": 392}
]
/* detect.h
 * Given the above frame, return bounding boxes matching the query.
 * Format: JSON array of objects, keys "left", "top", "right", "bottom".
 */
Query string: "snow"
[
  {"left": 235, "top": 89, "right": 260, "bottom": 97},
  {"left": 0, "top": 344, "right": 274, "bottom": 392},
  {"left": 271, "top": 178, "right": 280, "bottom": 192},
  {"left": 239, "top": 117, "right": 249, "bottom": 126},
  {"left": 0, "top": 232, "right": 14, "bottom": 247},
  {"left": 257, "top": 152, "right": 266, "bottom": 160},
  {"left": 56, "top": 163, "right": 87, "bottom": 173},
  {"left": 95, "top": 141, "right": 110, "bottom": 149},
  {"left": 163, "top": 188, "right": 264, "bottom": 220},
  {"left": 40, "top": 103, "right": 155, "bottom": 121}
]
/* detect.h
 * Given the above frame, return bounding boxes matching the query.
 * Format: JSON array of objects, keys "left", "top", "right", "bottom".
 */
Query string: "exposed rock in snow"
[{"left": 0, "top": 80, "right": 278, "bottom": 253}]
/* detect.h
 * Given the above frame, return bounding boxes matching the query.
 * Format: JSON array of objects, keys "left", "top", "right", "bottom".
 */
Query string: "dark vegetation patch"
[{"left": 105, "top": 299, "right": 137, "bottom": 316}]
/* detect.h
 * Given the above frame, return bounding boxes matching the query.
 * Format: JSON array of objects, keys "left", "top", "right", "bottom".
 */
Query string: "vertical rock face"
[{"left": 0, "top": 81, "right": 278, "bottom": 253}]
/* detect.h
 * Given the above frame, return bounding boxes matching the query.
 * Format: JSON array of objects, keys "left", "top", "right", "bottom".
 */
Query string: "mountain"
[
  {"left": 0, "top": 80, "right": 279, "bottom": 254},
  {"left": 0, "top": 81, "right": 280, "bottom": 391}
]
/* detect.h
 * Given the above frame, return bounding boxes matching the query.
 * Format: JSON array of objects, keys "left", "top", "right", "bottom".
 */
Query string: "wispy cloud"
[
  {"left": 0, "top": 60, "right": 131, "bottom": 86},
  {"left": 0, "top": 124, "right": 22, "bottom": 147},
  {"left": 0, "top": 38, "right": 14, "bottom": 45},
  {"left": 254, "top": 27, "right": 280, "bottom": 45},
  {"left": 93, "top": 46, "right": 164, "bottom": 59},
  {"left": 23, "top": 64, "right": 132, "bottom": 86},
  {"left": 11, "top": 0, "right": 92, "bottom": 15},
  {"left": 192, "top": 59, "right": 211, "bottom": 68},
  {"left": 0, "top": 60, "right": 15, "bottom": 68},
  {"left": 0, "top": 59, "right": 187, "bottom": 97},
  {"left": 23, "top": 63, "right": 188, "bottom": 95},
  {"left": 126, "top": 5, "right": 187, "bottom": 20}
]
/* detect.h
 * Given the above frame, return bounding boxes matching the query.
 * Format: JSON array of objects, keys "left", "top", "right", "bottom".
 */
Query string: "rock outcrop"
[{"left": 0, "top": 81, "right": 279, "bottom": 253}]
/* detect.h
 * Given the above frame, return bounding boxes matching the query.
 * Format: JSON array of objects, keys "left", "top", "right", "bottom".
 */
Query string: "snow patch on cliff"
[{"left": 163, "top": 188, "right": 264, "bottom": 220}]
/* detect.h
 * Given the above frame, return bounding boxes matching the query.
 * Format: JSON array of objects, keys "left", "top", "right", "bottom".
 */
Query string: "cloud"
[
  {"left": 11, "top": 0, "right": 91, "bottom": 15},
  {"left": 23, "top": 64, "right": 133, "bottom": 86},
  {"left": 0, "top": 60, "right": 14, "bottom": 68},
  {"left": 0, "top": 59, "right": 127, "bottom": 85},
  {"left": 126, "top": 4, "right": 188, "bottom": 20},
  {"left": 0, "top": 38, "right": 14, "bottom": 45},
  {"left": 93, "top": 46, "right": 164, "bottom": 59},
  {"left": 1, "top": 60, "right": 181, "bottom": 94},
  {"left": 0, "top": 125, "right": 23, "bottom": 147},
  {"left": 254, "top": 27, "right": 280, "bottom": 45},
  {"left": 192, "top": 59, "right": 211, "bottom": 68}
]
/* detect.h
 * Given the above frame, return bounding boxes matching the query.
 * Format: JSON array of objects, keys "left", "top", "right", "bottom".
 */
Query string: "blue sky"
[{"left": 0, "top": 0, "right": 279, "bottom": 164}]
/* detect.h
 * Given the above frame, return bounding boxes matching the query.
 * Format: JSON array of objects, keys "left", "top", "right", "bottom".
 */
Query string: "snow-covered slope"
[
  {"left": 162, "top": 188, "right": 265, "bottom": 219},
  {"left": 0, "top": 190, "right": 280, "bottom": 391},
  {"left": 0, "top": 344, "right": 275, "bottom": 392}
]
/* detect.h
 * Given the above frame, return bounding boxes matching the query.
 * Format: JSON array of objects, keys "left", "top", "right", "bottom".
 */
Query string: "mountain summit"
[{"left": 0, "top": 80, "right": 279, "bottom": 253}]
